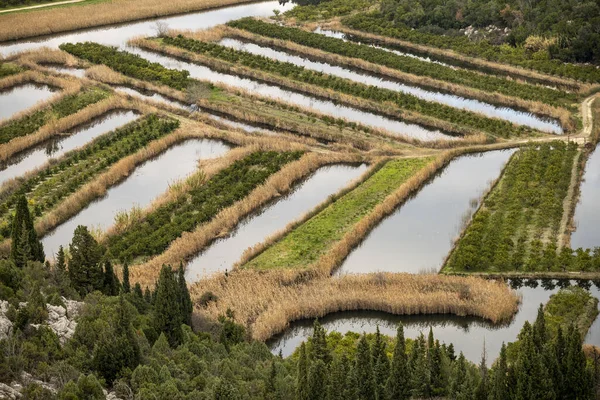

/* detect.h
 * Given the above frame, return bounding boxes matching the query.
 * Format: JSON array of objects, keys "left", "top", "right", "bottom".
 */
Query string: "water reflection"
[
  {"left": 337, "top": 150, "right": 516, "bottom": 275},
  {"left": 221, "top": 38, "right": 561, "bottom": 133},
  {"left": 0, "top": 84, "right": 56, "bottom": 121},
  {"left": 269, "top": 280, "right": 600, "bottom": 363},
  {"left": 571, "top": 145, "right": 600, "bottom": 249},
  {"left": 0, "top": 110, "right": 138, "bottom": 186},
  {"left": 185, "top": 164, "right": 368, "bottom": 282},
  {"left": 42, "top": 138, "right": 231, "bottom": 257}
]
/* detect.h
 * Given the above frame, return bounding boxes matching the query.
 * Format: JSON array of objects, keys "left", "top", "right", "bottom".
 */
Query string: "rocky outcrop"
[{"left": 0, "top": 301, "right": 12, "bottom": 340}]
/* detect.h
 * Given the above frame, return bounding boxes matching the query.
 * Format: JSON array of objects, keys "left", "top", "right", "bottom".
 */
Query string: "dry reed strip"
[
  {"left": 0, "top": 0, "right": 256, "bottom": 42},
  {"left": 221, "top": 25, "right": 576, "bottom": 132},
  {"left": 189, "top": 270, "right": 520, "bottom": 341},
  {"left": 324, "top": 21, "right": 592, "bottom": 93},
  {"left": 15, "top": 47, "right": 83, "bottom": 70},
  {"left": 133, "top": 37, "right": 482, "bottom": 139},
  {"left": 128, "top": 149, "right": 368, "bottom": 287},
  {"left": 0, "top": 95, "right": 132, "bottom": 162},
  {"left": 0, "top": 70, "right": 80, "bottom": 125}
]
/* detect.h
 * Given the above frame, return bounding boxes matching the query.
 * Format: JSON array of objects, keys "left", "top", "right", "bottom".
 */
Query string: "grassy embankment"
[
  {"left": 0, "top": 0, "right": 255, "bottom": 42},
  {"left": 242, "top": 156, "right": 434, "bottom": 272},
  {"left": 154, "top": 34, "right": 547, "bottom": 140},
  {"left": 0, "top": 115, "right": 179, "bottom": 245},
  {"left": 227, "top": 19, "right": 578, "bottom": 120},
  {"left": 190, "top": 270, "right": 520, "bottom": 342},
  {"left": 59, "top": 42, "right": 417, "bottom": 151},
  {"left": 443, "top": 141, "right": 600, "bottom": 276}
]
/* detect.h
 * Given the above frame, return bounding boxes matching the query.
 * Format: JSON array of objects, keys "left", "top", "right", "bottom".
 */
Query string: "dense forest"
[{"left": 378, "top": 0, "right": 600, "bottom": 65}]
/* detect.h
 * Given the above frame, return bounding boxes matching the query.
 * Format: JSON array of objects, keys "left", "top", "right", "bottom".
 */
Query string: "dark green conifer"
[
  {"left": 177, "top": 262, "right": 193, "bottom": 326},
  {"left": 56, "top": 246, "right": 66, "bottom": 271},
  {"left": 10, "top": 196, "right": 44, "bottom": 267},
  {"left": 490, "top": 343, "right": 509, "bottom": 400},
  {"left": 68, "top": 225, "right": 104, "bottom": 295},
  {"left": 372, "top": 326, "right": 390, "bottom": 400},
  {"left": 308, "top": 359, "right": 327, "bottom": 400},
  {"left": 152, "top": 265, "right": 183, "bottom": 347},
  {"left": 327, "top": 355, "right": 349, "bottom": 400},
  {"left": 103, "top": 260, "right": 120, "bottom": 296},
  {"left": 311, "top": 320, "right": 331, "bottom": 364},
  {"left": 134, "top": 283, "right": 143, "bottom": 299},
  {"left": 386, "top": 323, "right": 410, "bottom": 400},
  {"left": 296, "top": 342, "right": 309, "bottom": 400},
  {"left": 355, "top": 334, "right": 376, "bottom": 400},
  {"left": 122, "top": 263, "right": 130, "bottom": 293}
]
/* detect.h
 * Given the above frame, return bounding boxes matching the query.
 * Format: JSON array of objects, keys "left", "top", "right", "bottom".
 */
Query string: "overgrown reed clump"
[{"left": 189, "top": 270, "right": 520, "bottom": 342}]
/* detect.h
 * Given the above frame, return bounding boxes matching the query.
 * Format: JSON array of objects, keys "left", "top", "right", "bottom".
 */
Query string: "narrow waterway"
[
  {"left": 269, "top": 280, "right": 600, "bottom": 364},
  {"left": 115, "top": 86, "right": 188, "bottom": 110},
  {"left": 42, "top": 138, "right": 231, "bottom": 258},
  {"left": 220, "top": 38, "right": 561, "bottom": 133},
  {"left": 570, "top": 146, "right": 600, "bottom": 250},
  {"left": 0, "top": 84, "right": 56, "bottom": 121},
  {"left": 0, "top": 110, "right": 138, "bottom": 186},
  {"left": 185, "top": 163, "right": 368, "bottom": 282},
  {"left": 133, "top": 47, "right": 452, "bottom": 141},
  {"left": 44, "top": 65, "right": 87, "bottom": 78},
  {"left": 336, "top": 150, "right": 515, "bottom": 275}
]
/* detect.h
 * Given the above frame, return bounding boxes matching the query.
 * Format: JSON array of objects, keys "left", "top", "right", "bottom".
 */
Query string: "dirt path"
[
  {"left": 0, "top": 0, "right": 85, "bottom": 14},
  {"left": 557, "top": 149, "right": 581, "bottom": 249}
]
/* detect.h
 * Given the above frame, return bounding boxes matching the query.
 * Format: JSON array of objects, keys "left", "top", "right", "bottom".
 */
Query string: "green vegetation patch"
[
  {"left": 0, "top": 114, "right": 178, "bottom": 240},
  {"left": 107, "top": 150, "right": 303, "bottom": 262},
  {"left": 0, "top": 86, "right": 110, "bottom": 144},
  {"left": 161, "top": 34, "right": 539, "bottom": 138},
  {"left": 282, "top": 0, "right": 373, "bottom": 21},
  {"left": 59, "top": 42, "right": 192, "bottom": 90},
  {"left": 545, "top": 286, "right": 599, "bottom": 338},
  {"left": 229, "top": 18, "right": 576, "bottom": 108},
  {"left": 342, "top": 13, "right": 600, "bottom": 84},
  {"left": 444, "top": 142, "right": 600, "bottom": 274},
  {"left": 245, "top": 157, "right": 433, "bottom": 270},
  {"left": 0, "top": 62, "right": 23, "bottom": 79}
]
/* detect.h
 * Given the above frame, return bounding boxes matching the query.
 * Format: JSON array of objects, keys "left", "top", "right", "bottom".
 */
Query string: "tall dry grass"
[
  {"left": 127, "top": 149, "right": 368, "bottom": 287},
  {"left": 0, "top": 0, "right": 255, "bottom": 42},
  {"left": 324, "top": 21, "right": 591, "bottom": 94},
  {"left": 223, "top": 25, "right": 575, "bottom": 131},
  {"left": 15, "top": 48, "right": 82, "bottom": 70},
  {"left": 189, "top": 270, "right": 520, "bottom": 341}
]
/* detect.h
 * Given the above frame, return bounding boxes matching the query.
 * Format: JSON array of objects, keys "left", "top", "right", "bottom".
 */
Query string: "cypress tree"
[
  {"left": 533, "top": 304, "right": 547, "bottom": 352},
  {"left": 308, "top": 359, "right": 327, "bottom": 400},
  {"left": 327, "top": 355, "right": 349, "bottom": 400},
  {"left": 264, "top": 360, "right": 277, "bottom": 400},
  {"left": 134, "top": 283, "right": 143, "bottom": 299},
  {"left": 372, "top": 326, "right": 390, "bottom": 400},
  {"left": 429, "top": 339, "right": 445, "bottom": 397},
  {"left": 103, "top": 260, "right": 120, "bottom": 296},
  {"left": 564, "top": 324, "right": 592, "bottom": 399},
  {"left": 311, "top": 320, "right": 331, "bottom": 364},
  {"left": 144, "top": 287, "right": 152, "bottom": 304},
  {"left": 56, "top": 246, "right": 66, "bottom": 271},
  {"left": 474, "top": 341, "right": 488, "bottom": 400},
  {"left": 450, "top": 352, "right": 468, "bottom": 399},
  {"left": 68, "top": 225, "right": 104, "bottom": 295},
  {"left": 153, "top": 265, "right": 183, "bottom": 347},
  {"left": 553, "top": 326, "right": 566, "bottom": 398},
  {"left": 386, "top": 324, "right": 410, "bottom": 400},
  {"left": 122, "top": 263, "right": 130, "bottom": 293},
  {"left": 355, "top": 334, "right": 376, "bottom": 400},
  {"left": 490, "top": 343, "right": 509, "bottom": 400},
  {"left": 93, "top": 295, "right": 140, "bottom": 385},
  {"left": 10, "top": 196, "right": 44, "bottom": 267},
  {"left": 177, "top": 262, "right": 193, "bottom": 326},
  {"left": 344, "top": 363, "right": 360, "bottom": 400},
  {"left": 296, "top": 342, "right": 309, "bottom": 400},
  {"left": 410, "top": 333, "right": 430, "bottom": 398}
]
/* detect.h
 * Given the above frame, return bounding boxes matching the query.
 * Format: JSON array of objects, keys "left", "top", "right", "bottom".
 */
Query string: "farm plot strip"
[
  {"left": 228, "top": 18, "right": 577, "bottom": 109},
  {"left": 158, "top": 34, "right": 542, "bottom": 138},
  {"left": 443, "top": 142, "right": 597, "bottom": 274},
  {"left": 106, "top": 150, "right": 303, "bottom": 263},
  {"left": 0, "top": 86, "right": 111, "bottom": 144},
  {"left": 244, "top": 156, "right": 433, "bottom": 271},
  {"left": 0, "top": 114, "right": 177, "bottom": 241}
]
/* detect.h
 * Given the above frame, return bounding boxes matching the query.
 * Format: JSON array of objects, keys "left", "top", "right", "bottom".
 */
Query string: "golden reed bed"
[{"left": 190, "top": 270, "right": 520, "bottom": 342}]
